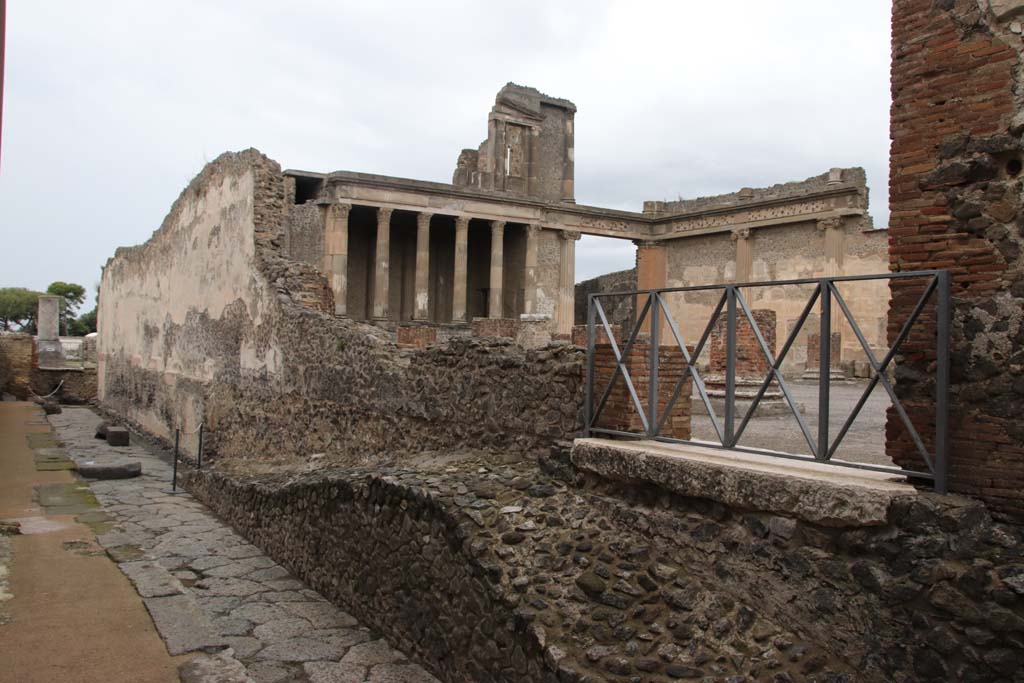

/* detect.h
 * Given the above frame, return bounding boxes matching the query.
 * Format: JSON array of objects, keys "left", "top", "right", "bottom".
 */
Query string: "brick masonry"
[
  {"left": 470, "top": 318, "right": 519, "bottom": 339},
  {"left": 396, "top": 324, "right": 438, "bottom": 349},
  {"left": 708, "top": 309, "right": 777, "bottom": 379},
  {"left": 890, "top": 0, "right": 1024, "bottom": 518}
]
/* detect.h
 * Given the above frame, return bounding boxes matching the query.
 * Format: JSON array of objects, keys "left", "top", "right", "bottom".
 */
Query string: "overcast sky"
[{"left": 0, "top": 1, "right": 892, "bottom": 310}]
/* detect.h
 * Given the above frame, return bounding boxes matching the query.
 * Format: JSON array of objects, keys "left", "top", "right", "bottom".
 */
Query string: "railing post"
[
  {"left": 725, "top": 286, "right": 737, "bottom": 447},
  {"left": 172, "top": 428, "right": 179, "bottom": 492},
  {"left": 585, "top": 295, "right": 596, "bottom": 438},
  {"left": 935, "top": 271, "right": 950, "bottom": 493},
  {"left": 197, "top": 424, "right": 204, "bottom": 470},
  {"left": 817, "top": 280, "right": 831, "bottom": 461},
  {"left": 648, "top": 292, "right": 660, "bottom": 438}
]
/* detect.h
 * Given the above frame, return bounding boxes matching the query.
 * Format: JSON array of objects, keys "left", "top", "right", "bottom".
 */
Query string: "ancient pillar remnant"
[
  {"left": 414, "top": 212, "right": 432, "bottom": 321},
  {"left": 452, "top": 216, "right": 469, "bottom": 323},
  {"left": 524, "top": 224, "right": 541, "bottom": 315},
  {"left": 373, "top": 208, "right": 392, "bottom": 320},
  {"left": 489, "top": 220, "right": 505, "bottom": 318},
  {"left": 557, "top": 231, "right": 581, "bottom": 335},
  {"left": 324, "top": 202, "right": 351, "bottom": 316},
  {"left": 37, "top": 296, "right": 61, "bottom": 341},
  {"left": 634, "top": 240, "right": 667, "bottom": 336},
  {"left": 732, "top": 228, "right": 752, "bottom": 282}
]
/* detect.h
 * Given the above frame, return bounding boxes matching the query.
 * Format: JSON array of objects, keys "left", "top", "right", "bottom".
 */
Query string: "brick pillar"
[
  {"left": 523, "top": 224, "right": 541, "bottom": 315},
  {"left": 635, "top": 240, "right": 667, "bottom": 337},
  {"left": 708, "top": 309, "right": 776, "bottom": 380},
  {"left": 890, "top": 1, "right": 1024, "bottom": 517},
  {"left": 589, "top": 338, "right": 692, "bottom": 440}
]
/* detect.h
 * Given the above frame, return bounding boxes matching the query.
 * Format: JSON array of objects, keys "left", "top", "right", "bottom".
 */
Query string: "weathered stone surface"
[
  {"left": 143, "top": 594, "right": 227, "bottom": 655},
  {"left": 177, "top": 649, "right": 253, "bottom": 683},
  {"left": 77, "top": 459, "right": 141, "bottom": 480},
  {"left": 571, "top": 438, "right": 914, "bottom": 527},
  {"left": 105, "top": 426, "right": 130, "bottom": 447},
  {"left": 120, "top": 560, "right": 185, "bottom": 598}
]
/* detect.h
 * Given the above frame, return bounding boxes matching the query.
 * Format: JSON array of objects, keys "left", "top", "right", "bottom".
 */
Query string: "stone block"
[
  {"left": 106, "top": 426, "right": 130, "bottom": 447},
  {"left": 77, "top": 460, "right": 141, "bottom": 480}
]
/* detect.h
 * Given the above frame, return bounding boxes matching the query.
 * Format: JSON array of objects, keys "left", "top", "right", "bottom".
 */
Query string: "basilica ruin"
[{"left": 80, "top": 3, "right": 1024, "bottom": 680}]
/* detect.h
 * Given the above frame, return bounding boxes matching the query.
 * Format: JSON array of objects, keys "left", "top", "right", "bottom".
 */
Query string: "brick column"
[
  {"left": 635, "top": 240, "right": 667, "bottom": 336},
  {"left": 557, "top": 231, "right": 581, "bottom": 335},
  {"left": 452, "top": 216, "right": 469, "bottom": 322},
  {"left": 414, "top": 212, "right": 432, "bottom": 321},
  {"left": 489, "top": 220, "right": 505, "bottom": 318},
  {"left": 523, "top": 224, "right": 541, "bottom": 315},
  {"left": 372, "top": 207, "right": 392, "bottom": 320},
  {"left": 324, "top": 202, "right": 351, "bottom": 316}
]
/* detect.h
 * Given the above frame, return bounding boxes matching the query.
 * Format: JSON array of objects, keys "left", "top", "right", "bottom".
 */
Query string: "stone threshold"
[{"left": 570, "top": 438, "right": 918, "bottom": 528}]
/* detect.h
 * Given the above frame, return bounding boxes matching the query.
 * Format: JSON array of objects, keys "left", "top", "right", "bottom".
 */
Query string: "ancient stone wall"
[
  {"left": 98, "top": 150, "right": 583, "bottom": 465},
  {"left": 0, "top": 334, "right": 34, "bottom": 399},
  {"left": 889, "top": 0, "right": 1024, "bottom": 518},
  {"left": 179, "top": 447, "right": 1024, "bottom": 683},
  {"left": 574, "top": 268, "right": 637, "bottom": 329},
  {"left": 30, "top": 368, "right": 97, "bottom": 404},
  {"left": 284, "top": 201, "right": 324, "bottom": 268}
]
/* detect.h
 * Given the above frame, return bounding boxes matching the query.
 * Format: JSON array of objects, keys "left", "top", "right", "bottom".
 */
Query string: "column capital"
[
  {"left": 455, "top": 215, "right": 470, "bottom": 230},
  {"left": 377, "top": 207, "right": 393, "bottom": 223},
  {"left": 559, "top": 230, "right": 582, "bottom": 241},
  {"left": 526, "top": 223, "right": 543, "bottom": 237},
  {"left": 417, "top": 212, "right": 433, "bottom": 228},
  {"left": 491, "top": 220, "right": 506, "bottom": 234},
  {"left": 817, "top": 216, "right": 842, "bottom": 232},
  {"left": 328, "top": 202, "right": 351, "bottom": 220},
  {"left": 730, "top": 227, "right": 751, "bottom": 241},
  {"left": 632, "top": 238, "right": 662, "bottom": 248}
]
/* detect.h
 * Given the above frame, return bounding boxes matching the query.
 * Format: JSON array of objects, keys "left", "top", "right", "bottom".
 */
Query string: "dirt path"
[{"left": 0, "top": 401, "right": 187, "bottom": 683}]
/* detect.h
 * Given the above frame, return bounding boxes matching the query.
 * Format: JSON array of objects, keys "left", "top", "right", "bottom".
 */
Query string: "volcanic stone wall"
[
  {"left": 889, "top": 0, "right": 1024, "bottom": 518},
  {"left": 180, "top": 450, "right": 1024, "bottom": 683},
  {"left": 98, "top": 149, "right": 583, "bottom": 466}
]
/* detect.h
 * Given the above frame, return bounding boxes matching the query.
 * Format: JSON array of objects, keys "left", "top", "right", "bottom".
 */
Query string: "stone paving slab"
[{"left": 49, "top": 408, "right": 440, "bottom": 683}]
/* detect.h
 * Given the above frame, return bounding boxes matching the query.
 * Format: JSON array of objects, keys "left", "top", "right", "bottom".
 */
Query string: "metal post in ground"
[{"left": 197, "top": 424, "right": 204, "bottom": 470}]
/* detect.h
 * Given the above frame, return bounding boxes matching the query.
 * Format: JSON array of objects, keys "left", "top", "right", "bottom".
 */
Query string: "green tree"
[
  {"left": 69, "top": 307, "right": 97, "bottom": 336},
  {"left": 0, "top": 288, "right": 43, "bottom": 331}
]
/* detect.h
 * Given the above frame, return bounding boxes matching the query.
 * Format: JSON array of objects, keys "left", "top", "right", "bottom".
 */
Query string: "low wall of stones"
[
  {"left": 30, "top": 367, "right": 97, "bottom": 404},
  {"left": 180, "top": 466, "right": 554, "bottom": 683},
  {"left": 0, "top": 334, "right": 34, "bottom": 399},
  {"left": 178, "top": 448, "right": 1024, "bottom": 683}
]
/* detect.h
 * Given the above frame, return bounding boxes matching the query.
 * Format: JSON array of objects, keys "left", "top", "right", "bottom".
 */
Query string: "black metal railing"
[{"left": 583, "top": 271, "right": 950, "bottom": 492}]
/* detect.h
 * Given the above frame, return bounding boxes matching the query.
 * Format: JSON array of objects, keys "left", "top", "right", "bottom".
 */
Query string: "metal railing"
[{"left": 583, "top": 271, "right": 950, "bottom": 492}]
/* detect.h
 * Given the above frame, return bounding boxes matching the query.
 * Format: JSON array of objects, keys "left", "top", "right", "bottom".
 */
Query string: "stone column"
[
  {"left": 489, "top": 220, "right": 506, "bottom": 318},
  {"left": 373, "top": 207, "right": 393, "bottom": 320},
  {"left": 324, "top": 202, "right": 351, "bottom": 316},
  {"left": 523, "top": 224, "right": 541, "bottom": 315},
  {"left": 732, "top": 228, "right": 752, "bottom": 283},
  {"left": 452, "top": 216, "right": 469, "bottom": 322},
  {"left": 37, "top": 296, "right": 61, "bottom": 341},
  {"left": 414, "top": 212, "right": 432, "bottom": 321},
  {"left": 818, "top": 217, "right": 844, "bottom": 278},
  {"left": 557, "top": 231, "right": 581, "bottom": 335},
  {"left": 635, "top": 239, "right": 668, "bottom": 337}
]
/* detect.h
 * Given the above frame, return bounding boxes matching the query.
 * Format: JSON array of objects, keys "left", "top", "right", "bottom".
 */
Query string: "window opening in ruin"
[{"left": 294, "top": 177, "right": 323, "bottom": 204}]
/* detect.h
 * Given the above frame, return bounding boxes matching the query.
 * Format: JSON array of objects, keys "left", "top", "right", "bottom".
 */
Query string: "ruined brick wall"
[
  {"left": 30, "top": 368, "right": 97, "bottom": 404},
  {"left": 889, "top": 0, "right": 1024, "bottom": 518},
  {"left": 99, "top": 149, "right": 582, "bottom": 465},
  {"left": 590, "top": 339, "right": 692, "bottom": 440},
  {"left": 396, "top": 324, "right": 438, "bottom": 349},
  {"left": 471, "top": 318, "right": 518, "bottom": 339},
  {"left": 0, "top": 334, "right": 35, "bottom": 399},
  {"left": 708, "top": 309, "right": 777, "bottom": 378}
]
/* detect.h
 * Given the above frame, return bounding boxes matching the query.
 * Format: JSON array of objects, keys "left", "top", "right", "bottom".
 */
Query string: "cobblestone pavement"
[{"left": 50, "top": 407, "right": 439, "bottom": 683}]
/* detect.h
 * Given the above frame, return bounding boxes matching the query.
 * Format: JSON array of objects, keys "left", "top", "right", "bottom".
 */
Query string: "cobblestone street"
[{"left": 50, "top": 407, "right": 439, "bottom": 683}]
